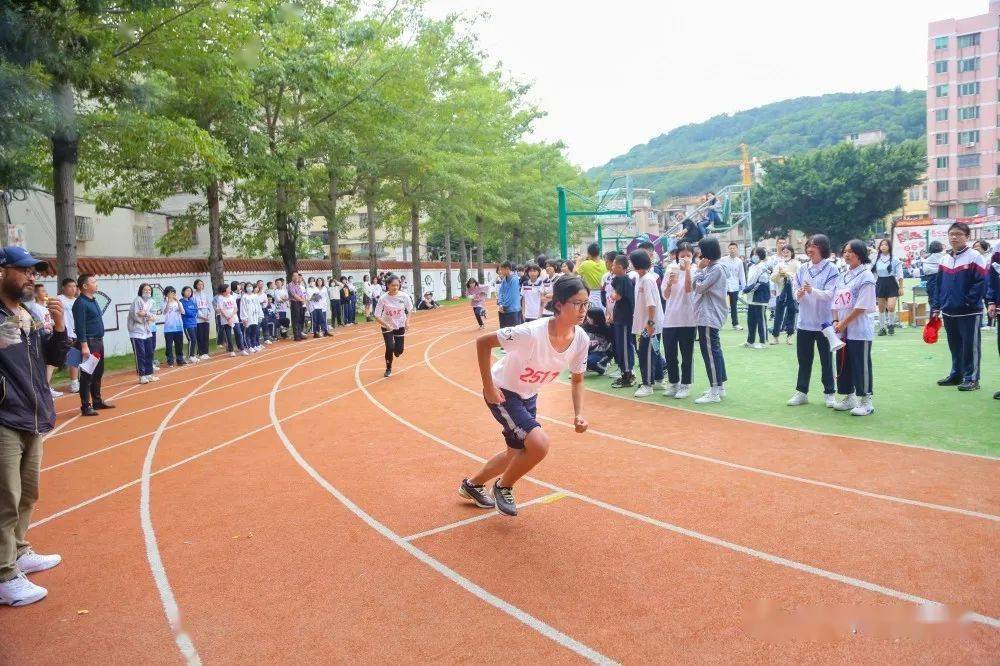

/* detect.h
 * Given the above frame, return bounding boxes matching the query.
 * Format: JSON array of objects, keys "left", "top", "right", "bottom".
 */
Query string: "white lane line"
[
  {"left": 30, "top": 335, "right": 476, "bottom": 529},
  {"left": 403, "top": 493, "right": 565, "bottom": 542},
  {"left": 355, "top": 346, "right": 1000, "bottom": 631},
  {"left": 40, "top": 318, "right": 470, "bottom": 472},
  {"left": 424, "top": 338, "right": 1000, "bottom": 522},
  {"left": 265, "top": 337, "right": 616, "bottom": 664}
]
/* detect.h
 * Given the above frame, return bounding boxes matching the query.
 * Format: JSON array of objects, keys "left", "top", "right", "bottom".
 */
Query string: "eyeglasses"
[
  {"left": 566, "top": 299, "right": 590, "bottom": 312},
  {"left": 7, "top": 267, "right": 41, "bottom": 280}
]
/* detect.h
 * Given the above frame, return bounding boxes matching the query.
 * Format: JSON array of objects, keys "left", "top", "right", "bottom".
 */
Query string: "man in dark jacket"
[{"left": 0, "top": 246, "right": 69, "bottom": 606}]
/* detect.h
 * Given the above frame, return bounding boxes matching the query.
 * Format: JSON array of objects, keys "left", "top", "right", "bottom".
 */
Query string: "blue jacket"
[
  {"left": 498, "top": 274, "right": 521, "bottom": 312},
  {"left": 0, "top": 303, "right": 70, "bottom": 434},
  {"left": 180, "top": 298, "right": 199, "bottom": 329},
  {"left": 987, "top": 250, "right": 1000, "bottom": 306},
  {"left": 71, "top": 294, "right": 105, "bottom": 340},
  {"left": 936, "top": 246, "right": 988, "bottom": 316}
]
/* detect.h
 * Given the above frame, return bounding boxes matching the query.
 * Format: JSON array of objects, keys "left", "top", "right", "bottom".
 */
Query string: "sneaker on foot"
[
  {"left": 459, "top": 479, "right": 495, "bottom": 509},
  {"left": 229, "top": 351, "right": 236, "bottom": 357},
  {"left": 787, "top": 391, "right": 808, "bottom": 406},
  {"left": 0, "top": 573, "right": 47, "bottom": 606},
  {"left": 49, "top": 387, "right": 63, "bottom": 398},
  {"left": 607, "top": 370, "right": 622, "bottom": 380},
  {"left": 241, "top": 350, "right": 250, "bottom": 356},
  {"left": 610, "top": 375, "right": 635, "bottom": 389},
  {"left": 633, "top": 385, "right": 653, "bottom": 398},
  {"left": 384, "top": 368, "right": 391, "bottom": 378},
  {"left": 694, "top": 389, "right": 721, "bottom": 404},
  {"left": 68, "top": 380, "right": 79, "bottom": 393},
  {"left": 824, "top": 394, "right": 837, "bottom": 408},
  {"left": 832, "top": 394, "right": 858, "bottom": 411},
  {"left": 139, "top": 375, "right": 150, "bottom": 385},
  {"left": 492, "top": 482, "right": 517, "bottom": 516},
  {"left": 957, "top": 380, "right": 980, "bottom": 392},
  {"left": 16, "top": 548, "right": 61, "bottom": 574},
  {"left": 851, "top": 396, "right": 874, "bottom": 416},
  {"left": 937, "top": 375, "right": 961, "bottom": 386},
  {"left": 662, "top": 382, "right": 679, "bottom": 397},
  {"left": 674, "top": 384, "right": 691, "bottom": 399},
  {"left": 753, "top": 343, "right": 765, "bottom": 350},
  {"left": 200, "top": 354, "right": 210, "bottom": 360},
  {"left": 888, "top": 325, "right": 895, "bottom": 336},
  {"left": 148, "top": 374, "right": 160, "bottom": 382}
]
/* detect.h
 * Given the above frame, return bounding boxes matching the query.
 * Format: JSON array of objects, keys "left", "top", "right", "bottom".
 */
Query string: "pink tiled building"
[{"left": 928, "top": 1, "right": 1000, "bottom": 220}]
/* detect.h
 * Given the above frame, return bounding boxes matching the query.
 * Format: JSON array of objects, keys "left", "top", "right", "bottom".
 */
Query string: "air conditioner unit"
[
  {"left": 962, "top": 142, "right": 977, "bottom": 148},
  {"left": 74, "top": 216, "right": 94, "bottom": 242}
]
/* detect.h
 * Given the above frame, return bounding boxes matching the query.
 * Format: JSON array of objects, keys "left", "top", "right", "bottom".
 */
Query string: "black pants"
[
  {"left": 164, "top": 331, "right": 184, "bottom": 364},
  {"left": 330, "top": 300, "right": 343, "bottom": 327},
  {"left": 746, "top": 304, "right": 767, "bottom": 344},
  {"left": 727, "top": 291, "right": 740, "bottom": 327},
  {"left": 185, "top": 327, "right": 198, "bottom": 359},
  {"left": 612, "top": 322, "right": 635, "bottom": 375},
  {"left": 196, "top": 321, "right": 210, "bottom": 356},
  {"left": 662, "top": 326, "right": 695, "bottom": 385},
  {"left": 943, "top": 314, "right": 981, "bottom": 382},
  {"left": 382, "top": 327, "right": 405, "bottom": 367},
  {"left": 78, "top": 337, "right": 105, "bottom": 408},
  {"left": 698, "top": 326, "right": 726, "bottom": 387},
  {"left": 796, "top": 329, "right": 834, "bottom": 395},
  {"left": 215, "top": 315, "right": 223, "bottom": 346},
  {"left": 637, "top": 332, "right": 664, "bottom": 386},
  {"left": 772, "top": 291, "right": 796, "bottom": 337},
  {"left": 836, "top": 339, "right": 872, "bottom": 397},
  {"left": 473, "top": 306, "right": 486, "bottom": 327},
  {"left": 291, "top": 301, "right": 306, "bottom": 340},
  {"left": 498, "top": 311, "right": 522, "bottom": 328},
  {"left": 219, "top": 324, "right": 234, "bottom": 352}
]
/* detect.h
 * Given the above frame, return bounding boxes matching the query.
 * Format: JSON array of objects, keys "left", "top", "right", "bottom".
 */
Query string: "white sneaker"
[
  {"left": 851, "top": 396, "right": 874, "bottom": 416},
  {"left": 241, "top": 350, "right": 250, "bottom": 356},
  {"left": 662, "top": 382, "right": 678, "bottom": 397},
  {"left": 694, "top": 389, "right": 721, "bottom": 404},
  {"left": 824, "top": 394, "right": 837, "bottom": 408},
  {"left": 608, "top": 370, "right": 622, "bottom": 380},
  {"left": 49, "top": 387, "right": 63, "bottom": 398},
  {"left": 139, "top": 375, "right": 150, "bottom": 385},
  {"left": 753, "top": 343, "right": 765, "bottom": 350},
  {"left": 16, "top": 548, "right": 61, "bottom": 574},
  {"left": 68, "top": 380, "right": 80, "bottom": 393},
  {"left": 229, "top": 351, "right": 236, "bottom": 357},
  {"left": 735, "top": 325, "right": 744, "bottom": 331},
  {"left": 674, "top": 384, "right": 691, "bottom": 399},
  {"left": 200, "top": 354, "right": 210, "bottom": 360},
  {"left": 787, "top": 391, "right": 808, "bottom": 406},
  {"left": 633, "top": 385, "right": 653, "bottom": 398},
  {"left": 832, "top": 394, "right": 858, "bottom": 412},
  {"left": 265, "top": 340, "right": 273, "bottom": 345},
  {"left": 718, "top": 387, "right": 727, "bottom": 398},
  {"left": 148, "top": 374, "right": 160, "bottom": 382},
  {"left": 0, "top": 573, "right": 47, "bottom": 606}
]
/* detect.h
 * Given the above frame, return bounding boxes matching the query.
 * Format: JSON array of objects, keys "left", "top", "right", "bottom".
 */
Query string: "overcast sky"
[{"left": 424, "top": 0, "right": 985, "bottom": 169}]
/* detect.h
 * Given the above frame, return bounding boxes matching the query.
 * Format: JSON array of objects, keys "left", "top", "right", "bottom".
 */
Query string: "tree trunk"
[
  {"left": 458, "top": 237, "right": 468, "bottom": 298},
  {"left": 207, "top": 179, "right": 224, "bottom": 290},
  {"left": 275, "top": 181, "right": 297, "bottom": 280},
  {"left": 366, "top": 197, "right": 377, "bottom": 280},
  {"left": 52, "top": 82, "right": 78, "bottom": 284},
  {"left": 0, "top": 196, "right": 10, "bottom": 247},
  {"left": 409, "top": 201, "right": 421, "bottom": 299},
  {"left": 443, "top": 221, "right": 452, "bottom": 301},
  {"left": 475, "top": 214, "right": 484, "bottom": 282},
  {"left": 327, "top": 171, "right": 341, "bottom": 279}
]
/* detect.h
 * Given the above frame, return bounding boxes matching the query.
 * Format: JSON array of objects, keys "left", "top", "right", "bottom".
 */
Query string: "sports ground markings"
[
  {"left": 424, "top": 335, "right": 1000, "bottom": 522},
  {"left": 29, "top": 316, "right": 476, "bottom": 530},
  {"left": 402, "top": 492, "right": 566, "bottom": 541},
  {"left": 40, "top": 317, "right": 469, "bottom": 473},
  {"left": 355, "top": 340, "right": 1000, "bottom": 630}
]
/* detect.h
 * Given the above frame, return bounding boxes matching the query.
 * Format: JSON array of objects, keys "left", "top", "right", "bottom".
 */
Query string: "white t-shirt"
[
  {"left": 631, "top": 271, "right": 664, "bottom": 334},
  {"left": 57, "top": 295, "right": 76, "bottom": 339},
  {"left": 493, "top": 318, "right": 589, "bottom": 399},
  {"left": 217, "top": 294, "right": 238, "bottom": 325},
  {"left": 521, "top": 277, "right": 543, "bottom": 319},
  {"left": 661, "top": 264, "right": 697, "bottom": 328},
  {"left": 374, "top": 292, "right": 414, "bottom": 330}
]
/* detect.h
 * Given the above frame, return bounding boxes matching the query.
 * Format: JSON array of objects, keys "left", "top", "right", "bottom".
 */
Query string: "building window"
[
  {"left": 957, "top": 82, "right": 980, "bottom": 96},
  {"left": 957, "top": 105, "right": 980, "bottom": 120},
  {"left": 935, "top": 84, "right": 948, "bottom": 98},
  {"left": 132, "top": 226, "right": 154, "bottom": 256},
  {"left": 935, "top": 156, "right": 949, "bottom": 168},
  {"left": 958, "top": 130, "right": 980, "bottom": 145},
  {"left": 935, "top": 108, "right": 948, "bottom": 121},
  {"left": 934, "top": 60, "right": 948, "bottom": 74},
  {"left": 934, "top": 36, "right": 948, "bottom": 49},
  {"left": 957, "top": 178, "right": 980, "bottom": 192},
  {"left": 956, "top": 32, "right": 981, "bottom": 48},
  {"left": 958, "top": 57, "right": 980, "bottom": 73},
  {"left": 996, "top": 164, "right": 1000, "bottom": 176},
  {"left": 936, "top": 180, "right": 949, "bottom": 193},
  {"left": 962, "top": 203, "right": 981, "bottom": 216},
  {"left": 958, "top": 153, "right": 980, "bottom": 168},
  {"left": 935, "top": 132, "right": 949, "bottom": 145},
  {"left": 934, "top": 204, "right": 950, "bottom": 219}
]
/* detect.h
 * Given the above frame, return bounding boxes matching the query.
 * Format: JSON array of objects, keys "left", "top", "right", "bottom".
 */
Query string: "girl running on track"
[
  {"left": 466, "top": 278, "right": 488, "bottom": 329},
  {"left": 373, "top": 275, "right": 414, "bottom": 377},
  {"left": 459, "top": 275, "right": 590, "bottom": 517}
]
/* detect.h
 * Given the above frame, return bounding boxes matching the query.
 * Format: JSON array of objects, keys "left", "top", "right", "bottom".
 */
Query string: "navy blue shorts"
[{"left": 486, "top": 388, "right": 539, "bottom": 449}]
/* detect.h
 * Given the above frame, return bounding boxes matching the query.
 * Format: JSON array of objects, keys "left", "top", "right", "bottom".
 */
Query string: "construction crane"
[{"left": 611, "top": 143, "right": 758, "bottom": 187}]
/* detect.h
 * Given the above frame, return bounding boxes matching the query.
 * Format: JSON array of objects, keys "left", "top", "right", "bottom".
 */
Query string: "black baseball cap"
[{"left": 0, "top": 246, "right": 49, "bottom": 272}]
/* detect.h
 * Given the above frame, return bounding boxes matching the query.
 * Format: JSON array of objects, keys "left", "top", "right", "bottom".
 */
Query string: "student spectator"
[
  {"left": 0, "top": 246, "right": 69, "bottom": 607},
  {"left": 873, "top": 239, "right": 904, "bottom": 336},
  {"left": 630, "top": 249, "right": 664, "bottom": 398},
  {"left": 262, "top": 295, "right": 278, "bottom": 343},
  {"left": 975, "top": 241, "right": 996, "bottom": 329},
  {"left": 497, "top": 261, "right": 522, "bottom": 328},
  {"left": 417, "top": 291, "right": 440, "bottom": 310},
  {"left": 832, "top": 240, "right": 878, "bottom": 416},
  {"left": 923, "top": 241, "right": 945, "bottom": 312},
  {"left": 26, "top": 285, "right": 61, "bottom": 398},
  {"left": 607, "top": 254, "right": 636, "bottom": 388},
  {"left": 770, "top": 245, "right": 800, "bottom": 345},
  {"left": 719, "top": 242, "right": 746, "bottom": 330},
  {"left": 193, "top": 279, "right": 212, "bottom": 359},
  {"left": 692, "top": 237, "right": 729, "bottom": 404},
  {"left": 987, "top": 243, "right": 1000, "bottom": 399},
  {"left": 674, "top": 217, "right": 703, "bottom": 245},
  {"left": 216, "top": 284, "right": 238, "bottom": 355},
  {"left": 180, "top": 286, "right": 200, "bottom": 363},
  {"left": 57, "top": 278, "right": 79, "bottom": 393},
  {"left": 661, "top": 242, "right": 697, "bottom": 399},
  {"left": 231, "top": 280, "right": 247, "bottom": 351},
  {"left": 161, "top": 286, "right": 186, "bottom": 366},
  {"left": 520, "top": 264, "right": 543, "bottom": 322},
  {"left": 129, "top": 283, "right": 157, "bottom": 384},
  {"left": 345, "top": 276, "right": 358, "bottom": 324},
  {"left": 743, "top": 247, "right": 770, "bottom": 349},
  {"left": 287, "top": 272, "right": 308, "bottom": 341},
  {"left": 934, "top": 222, "right": 988, "bottom": 392},
  {"left": 329, "top": 275, "right": 343, "bottom": 328},
  {"left": 577, "top": 243, "right": 605, "bottom": 308},
  {"left": 787, "top": 234, "right": 839, "bottom": 407},
  {"left": 600, "top": 250, "right": 617, "bottom": 310},
  {"left": 540, "top": 261, "right": 559, "bottom": 316},
  {"left": 272, "top": 277, "right": 290, "bottom": 337},
  {"left": 582, "top": 307, "right": 613, "bottom": 374}
]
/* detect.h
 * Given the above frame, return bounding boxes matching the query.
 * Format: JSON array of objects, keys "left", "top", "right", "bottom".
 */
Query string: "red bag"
[{"left": 923, "top": 315, "right": 942, "bottom": 344}]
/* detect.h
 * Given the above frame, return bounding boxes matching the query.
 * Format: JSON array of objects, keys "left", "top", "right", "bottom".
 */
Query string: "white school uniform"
[
  {"left": 631, "top": 271, "right": 664, "bottom": 335},
  {"left": 521, "top": 277, "right": 543, "bottom": 319},
  {"left": 494, "top": 318, "right": 589, "bottom": 399},
  {"left": 374, "top": 292, "right": 414, "bottom": 330}
]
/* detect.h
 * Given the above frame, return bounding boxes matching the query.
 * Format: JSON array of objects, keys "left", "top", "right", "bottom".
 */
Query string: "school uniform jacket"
[
  {"left": 936, "top": 246, "right": 988, "bottom": 317},
  {"left": 987, "top": 250, "right": 1000, "bottom": 306}
]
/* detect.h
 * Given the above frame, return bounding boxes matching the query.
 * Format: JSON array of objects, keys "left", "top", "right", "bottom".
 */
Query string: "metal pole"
[
  {"left": 557, "top": 186, "right": 569, "bottom": 259},
  {"left": 597, "top": 222, "right": 603, "bottom": 252}
]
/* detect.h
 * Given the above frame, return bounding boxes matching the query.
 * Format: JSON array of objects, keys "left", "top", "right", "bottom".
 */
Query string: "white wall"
[{"left": 39, "top": 265, "right": 495, "bottom": 357}]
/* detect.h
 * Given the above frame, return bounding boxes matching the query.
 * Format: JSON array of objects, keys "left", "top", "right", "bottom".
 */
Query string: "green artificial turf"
[{"left": 582, "top": 324, "right": 1000, "bottom": 458}]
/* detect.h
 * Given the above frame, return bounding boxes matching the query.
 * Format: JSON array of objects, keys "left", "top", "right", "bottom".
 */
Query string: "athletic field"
[{"left": 8, "top": 303, "right": 998, "bottom": 663}]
